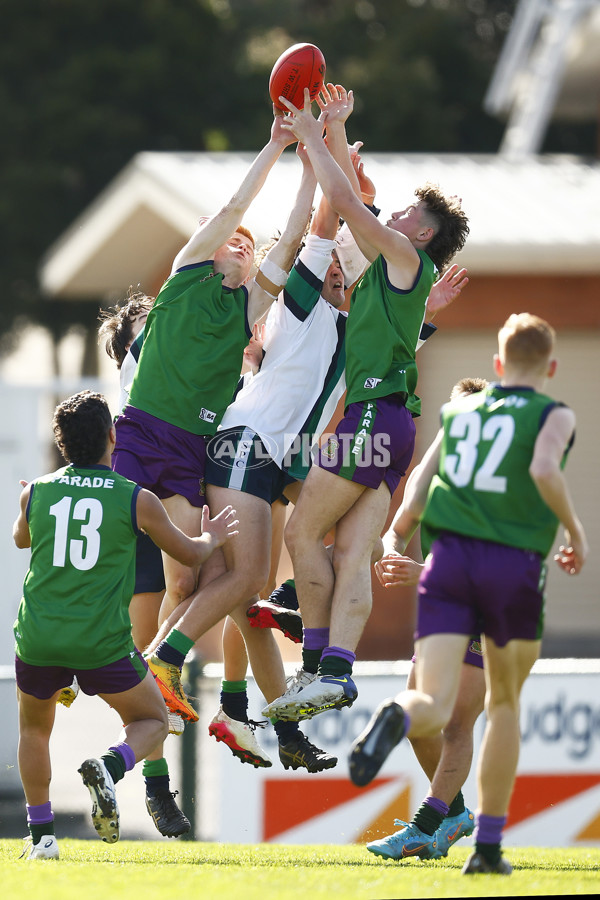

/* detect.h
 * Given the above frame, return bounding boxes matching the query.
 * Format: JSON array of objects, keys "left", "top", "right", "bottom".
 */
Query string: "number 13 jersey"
[{"left": 14, "top": 464, "right": 141, "bottom": 668}]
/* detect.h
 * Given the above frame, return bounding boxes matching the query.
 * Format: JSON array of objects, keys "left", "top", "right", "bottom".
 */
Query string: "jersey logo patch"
[
  {"left": 199, "top": 407, "right": 216, "bottom": 423},
  {"left": 364, "top": 377, "right": 382, "bottom": 390},
  {"left": 322, "top": 437, "right": 339, "bottom": 460}
]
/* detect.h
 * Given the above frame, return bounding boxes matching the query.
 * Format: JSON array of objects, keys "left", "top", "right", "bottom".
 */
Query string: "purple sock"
[
  {"left": 110, "top": 741, "right": 136, "bottom": 772},
  {"left": 424, "top": 795, "right": 449, "bottom": 817},
  {"left": 26, "top": 801, "right": 53, "bottom": 825},
  {"left": 303, "top": 627, "right": 329, "bottom": 650},
  {"left": 475, "top": 813, "right": 506, "bottom": 845},
  {"left": 321, "top": 645, "right": 356, "bottom": 667},
  {"left": 403, "top": 709, "right": 411, "bottom": 736}
]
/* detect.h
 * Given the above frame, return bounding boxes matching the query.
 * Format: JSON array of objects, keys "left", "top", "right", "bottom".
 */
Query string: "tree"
[{"left": 0, "top": 0, "right": 526, "bottom": 372}]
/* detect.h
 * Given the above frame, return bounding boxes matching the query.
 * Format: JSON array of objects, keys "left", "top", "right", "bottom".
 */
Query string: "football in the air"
[{"left": 269, "top": 43, "right": 326, "bottom": 110}]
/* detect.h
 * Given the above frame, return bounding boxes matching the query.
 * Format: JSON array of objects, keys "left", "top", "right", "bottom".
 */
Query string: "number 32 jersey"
[
  {"left": 422, "top": 384, "right": 573, "bottom": 559},
  {"left": 14, "top": 464, "right": 141, "bottom": 668}
]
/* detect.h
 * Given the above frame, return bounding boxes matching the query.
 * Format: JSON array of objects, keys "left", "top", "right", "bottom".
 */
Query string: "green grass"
[{"left": 1, "top": 840, "right": 599, "bottom": 899}]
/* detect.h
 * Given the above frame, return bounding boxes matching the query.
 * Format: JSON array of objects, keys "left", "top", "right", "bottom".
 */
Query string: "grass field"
[{"left": 1, "top": 840, "right": 598, "bottom": 899}]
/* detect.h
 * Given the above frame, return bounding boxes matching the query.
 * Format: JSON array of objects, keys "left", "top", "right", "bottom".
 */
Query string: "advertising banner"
[{"left": 201, "top": 661, "right": 600, "bottom": 847}]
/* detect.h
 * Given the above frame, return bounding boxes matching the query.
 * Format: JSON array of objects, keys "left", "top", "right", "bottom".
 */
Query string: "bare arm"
[
  {"left": 310, "top": 85, "right": 361, "bottom": 240},
  {"left": 374, "top": 434, "right": 442, "bottom": 588},
  {"left": 280, "top": 90, "right": 420, "bottom": 288},
  {"left": 317, "top": 85, "right": 361, "bottom": 196},
  {"left": 13, "top": 484, "right": 32, "bottom": 549},
  {"left": 529, "top": 406, "right": 587, "bottom": 574},
  {"left": 136, "top": 490, "right": 239, "bottom": 568},
  {"left": 309, "top": 87, "right": 365, "bottom": 243},
  {"left": 248, "top": 144, "right": 317, "bottom": 323},
  {"left": 172, "top": 110, "right": 296, "bottom": 273}
]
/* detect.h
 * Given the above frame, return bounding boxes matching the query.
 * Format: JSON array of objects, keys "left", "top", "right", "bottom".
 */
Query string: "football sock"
[
  {"left": 474, "top": 814, "right": 506, "bottom": 864},
  {"left": 273, "top": 719, "right": 300, "bottom": 744},
  {"left": 272, "top": 579, "right": 298, "bottom": 610},
  {"left": 143, "top": 758, "right": 170, "bottom": 797},
  {"left": 221, "top": 679, "right": 248, "bottom": 721},
  {"left": 319, "top": 646, "right": 355, "bottom": 677},
  {"left": 156, "top": 628, "right": 195, "bottom": 668},
  {"left": 413, "top": 796, "right": 449, "bottom": 835},
  {"left": 27, "top": 802, "right": 55, "bottom": 843},
  {"left": 448, "top": 790, "right": 466, "bottom": 817},
  {"left": 102, "top": 742, "right": 135, "bottom": 783},
  {"left": 302, "top": 627, "right": 329, "bottom": 673}
]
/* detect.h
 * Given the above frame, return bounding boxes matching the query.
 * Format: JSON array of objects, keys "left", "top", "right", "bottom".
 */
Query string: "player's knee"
[
  {"left": 167, "top": 570, "right": 197, "bottom": 605},
  {"left": 442, "top": 714, "right": 473, "bottom": 746},
  {"left": 232, "top": 561, "right": 269, "bottom": 599},
  {"left": 153, "top": 703, "right": 169, "bottom": 740},
  {"left": 421, "top": 697, "right": 455, "bottom": 736},
  {"left": 331, "top": 542, "right": 369, "bottom": 575},
  {"left": 284, "top": 514, "right": 301, "bottom": 557}
]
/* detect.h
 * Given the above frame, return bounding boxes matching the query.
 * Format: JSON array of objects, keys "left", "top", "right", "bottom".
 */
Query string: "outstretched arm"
[
  {"left": 248, "top": 143, "right": 317, "bottom": 324},
  {"left": 280, "top": 89, "right": 420, "bottom": 286},
  {"left": 137, "top": 489, "right": 239, "bottom": 568},
  {"left": 311, "top": 84, "right": 360, "bottom": 240},
  {"left": 172, "top": 109, "right": 296, "bottom": 273}
]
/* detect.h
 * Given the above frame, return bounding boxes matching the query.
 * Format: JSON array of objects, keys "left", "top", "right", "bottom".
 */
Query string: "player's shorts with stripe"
[
  {"left": 416, "top": 532, "right": 546, "bottom": 648},
  {"left": 15, "top": 650, "right": 149, "bottom": 699},
  {"left": 205, "top": 426, "right": 287, "bottom": 505},
  {"left": 113, "top": 405, "right": 207, "bottom": 508},
  {"left": 316, "top": 394, "right": 415, "bottom": 496},
  {"left": 134, "top": 530, "right": 166, "bottom": 594}
]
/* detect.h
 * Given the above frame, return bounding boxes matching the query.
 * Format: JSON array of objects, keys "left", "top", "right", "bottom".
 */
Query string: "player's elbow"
[
  {"left": 529, "top": 456, "right": 558, "bottom": 488},
  {"left": 13, "top": 526, "right": 30, "bottom": 549},
  {"left": 327, "top": 184, "right": 352, "bottom": 220}
]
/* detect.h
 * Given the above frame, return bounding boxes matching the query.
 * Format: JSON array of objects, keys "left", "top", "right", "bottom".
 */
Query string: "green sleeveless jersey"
[
  {"left": 422, "top": 385, "right": 572, "bottom": 557},
  {"left": 128, "top": 263, "right": 252, "bottom": 435},
  {"left": 14, "top": 465, "right": 141, "bottom": 668},
  {"left": 344, "top": 251, "right": 435, "bottom": 417}
]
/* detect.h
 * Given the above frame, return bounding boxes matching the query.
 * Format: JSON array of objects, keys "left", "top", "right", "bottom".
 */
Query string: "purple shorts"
[
  {"left": 114, "top": 406, "right": 207, "bottom": 508},
  {"left": 15, "top": 650, "right": 149, "bottom": 700},
  {"left": 416, "top": 533, "right": 546, "bottom": 648},
  {"left": 316, "top": 395, "right": 415, "bottom": 496},
  {"left": 412, "top": 635, "right": 483, "bottom": 669}
]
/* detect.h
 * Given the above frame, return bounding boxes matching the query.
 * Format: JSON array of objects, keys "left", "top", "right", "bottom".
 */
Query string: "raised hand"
[
  {"left": 349, "top": 141, "right": 376, "bottom": 205},
  {"left": 271, "top": 104, "right": 299, "bottom": 149},
  {"left": 316, "top": 82, "right": 354, "bottom": 127},
  {"left": 279, "top": 89, "right": 325, "bottom": 146},
  {"left": 426, "top": 264, "right": 469, "bottom": 318}
]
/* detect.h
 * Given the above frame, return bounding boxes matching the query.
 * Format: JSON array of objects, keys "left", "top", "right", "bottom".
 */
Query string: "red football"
[{"left": 269, "top": 43, "right": 326, "bottom": 111}]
